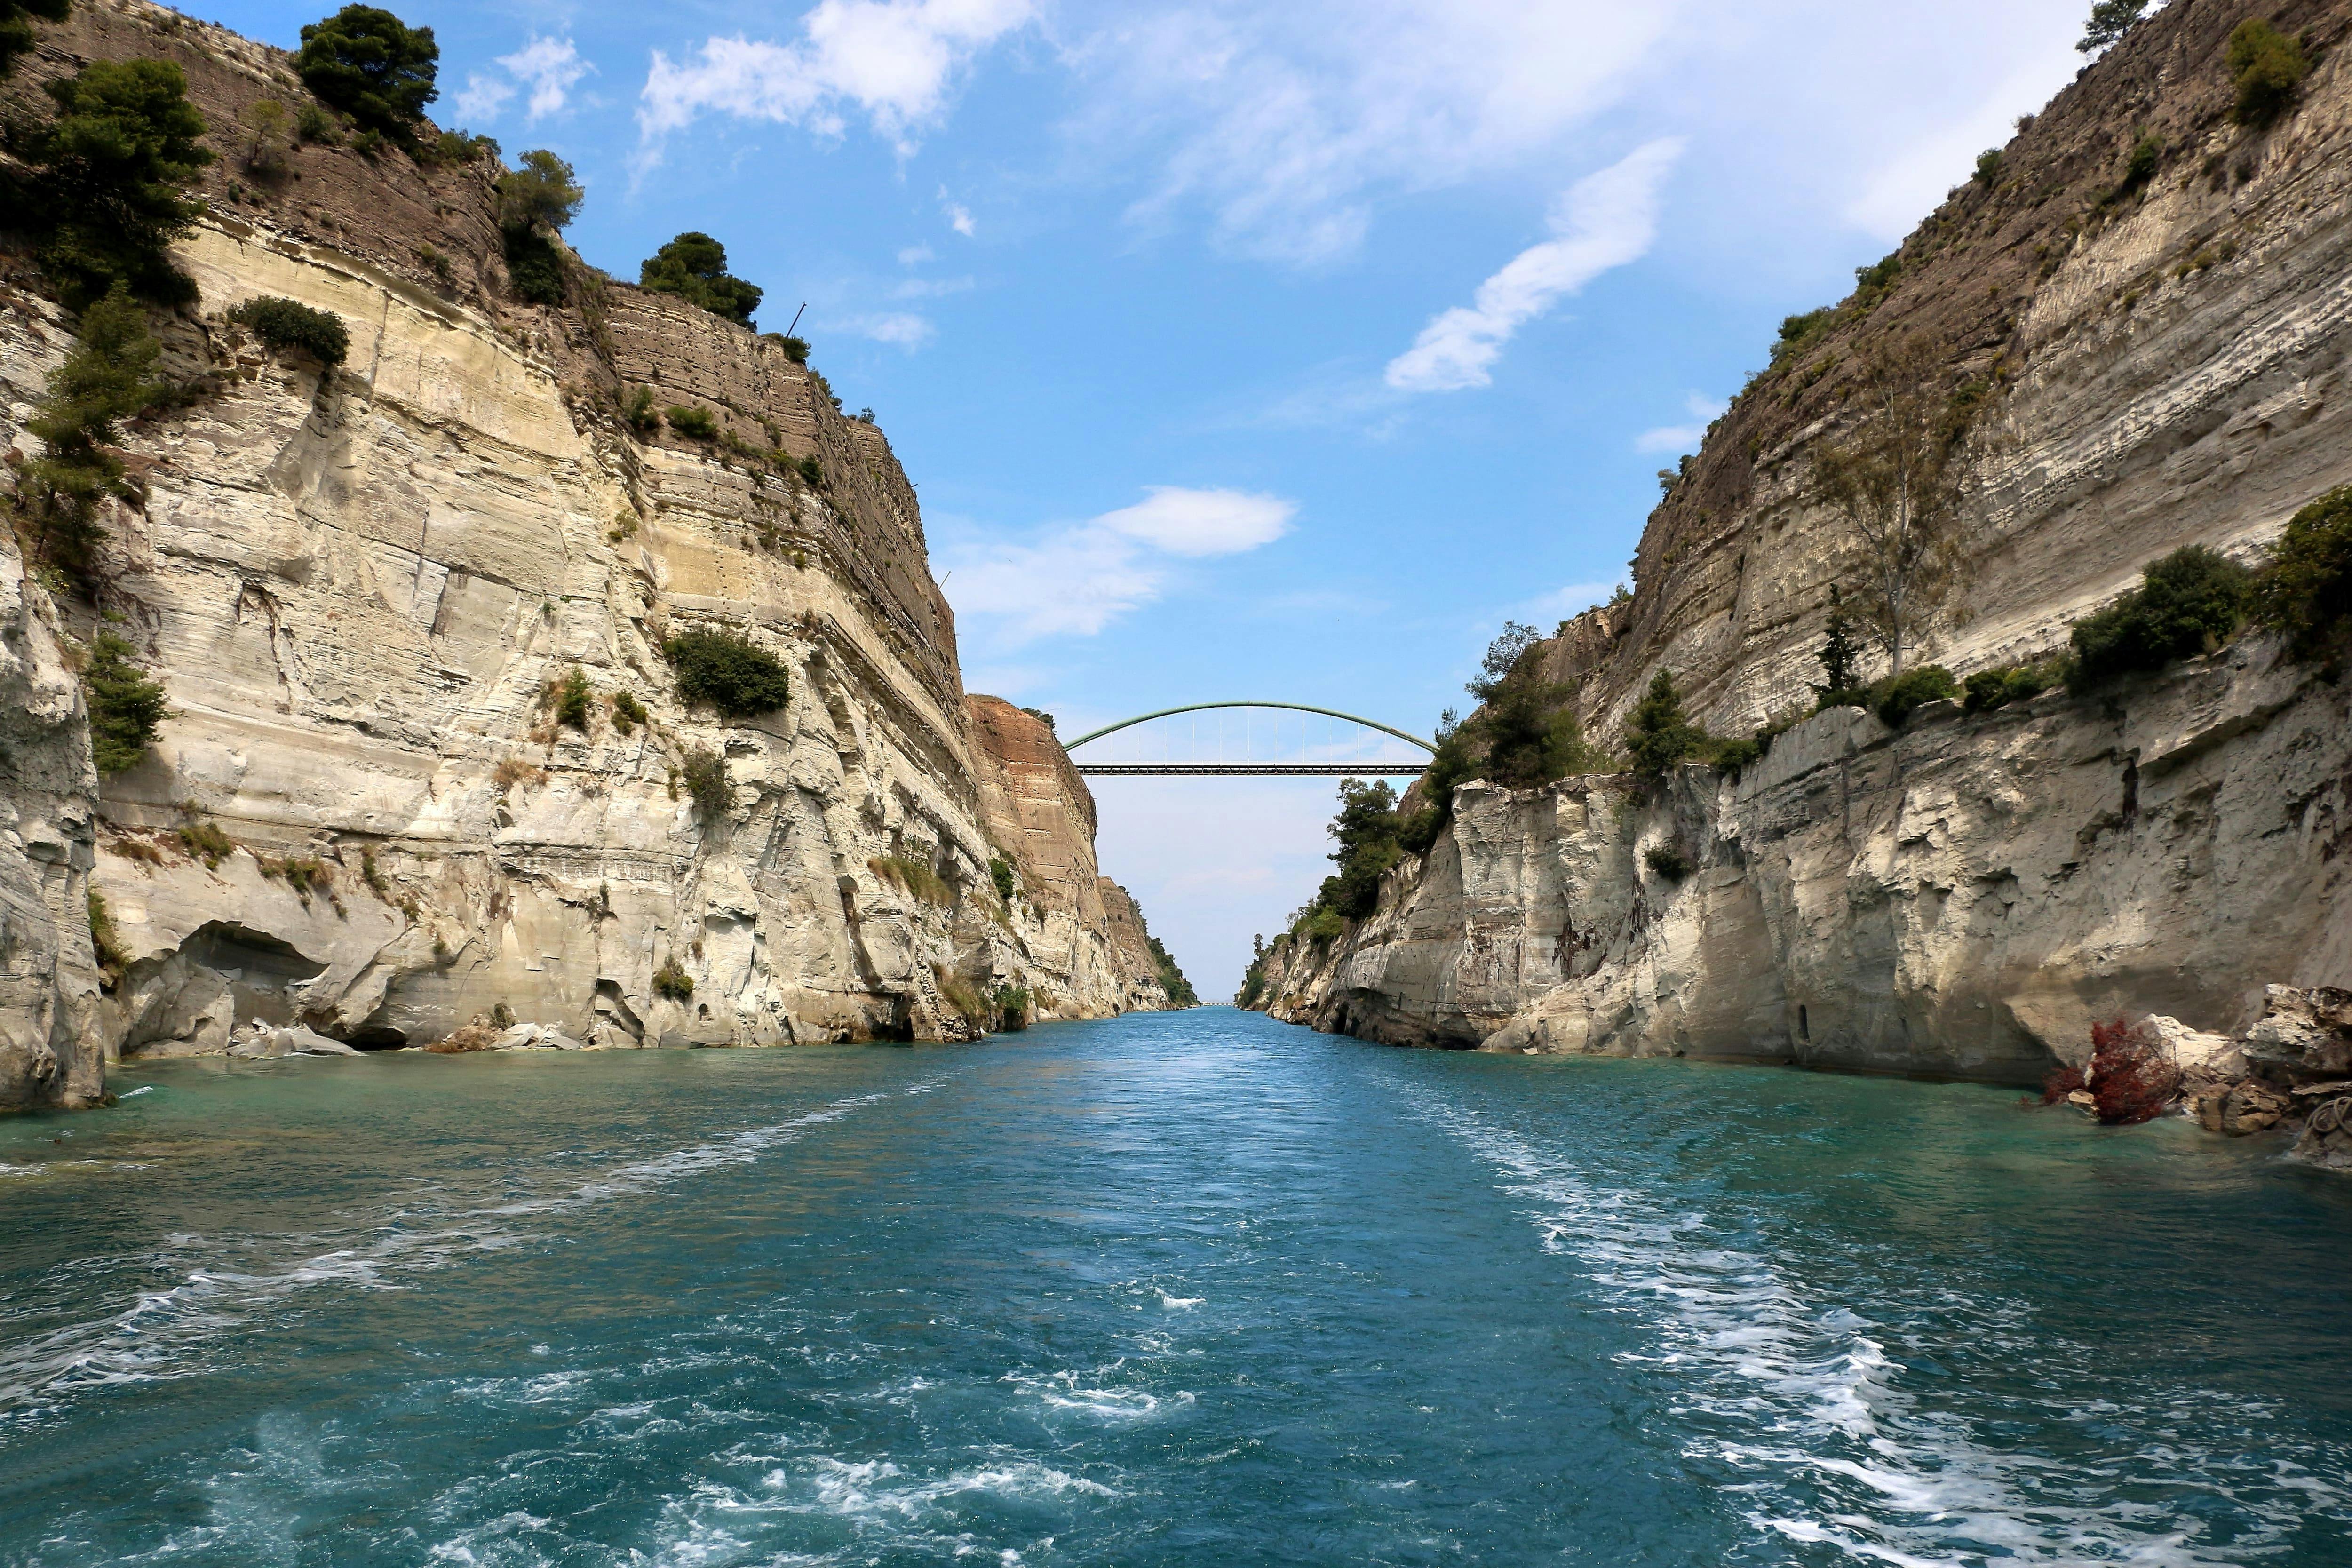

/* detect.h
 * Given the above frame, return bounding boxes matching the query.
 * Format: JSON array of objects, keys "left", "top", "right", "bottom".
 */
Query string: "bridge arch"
[{"left": 1064, "top": 702, "right": 1433, "bottom": 777}]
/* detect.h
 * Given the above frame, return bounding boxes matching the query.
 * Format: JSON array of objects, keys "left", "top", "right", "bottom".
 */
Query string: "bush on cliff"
[
  {"left": 2255, "top": 484, "right": 2352, "bottom": 656},
  {"left": 1149, "top": 936, "right": 1198, "bottom": 1007},
  {"left": 665, "top": 405, "right": 718, "bottom": 441},
  {"left": 552, "top": 665, "right": 592, "bottom": 731},
  {"left": 1869, "top": 664, "right": 1957, "bottom": 726},
  {"left": 1238, "top": 936, "right": 1269, "bottom": 1009},
  {"left": 640, "top": 232, "right": 763, "bottom": 325},
  {"left": 1963, "top": 661, "right": 2057, "bottom": 713},
  {"left": 297, "top": 5, "right": 439, "bottom": 136},
  {"left": 21, "top": 284, "right": 171, "bottom": 583},
  {"left": 1317, "top": 778, "right": 1403, "bottom": 920},
  {"left": 664, "top": 626, "right": 790, "bottom": 720},
  {"left": 652, "top": 957, "right": 693, "bottom": 1001},
  {"left": 2068, "top": 545, "right": 2253, "bottom": 691},
  {"left": 2077, "top": 0, "right": 2150, "bottom": 55},
  {"left": 20, "top": 58, "right": 214, "bottom": 306},
  {"left": 1625, "top": 669, "right": 1708, "bottom": 780},
  {"left": 990, "top": 855, "right": 1017, "bottom": 903},
  {"left": 229, "top": 296, "right": 350, "bottom": 367},
  {"left": 497, "top": 149, "right": 582, "bottom": 235},
  {"left": 2226, "top": 18, "right": 2307, "bottom": 127},
  {"left": 681, "top": 747, "right": 729, "bottom": 818},
  {"left": 82, "top": 631, "right": 169, "bottom": 774}
]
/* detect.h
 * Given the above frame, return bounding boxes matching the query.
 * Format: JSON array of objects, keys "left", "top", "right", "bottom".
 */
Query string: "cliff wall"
[
  {"left": 0, "top": 0, "right": 1169, "bottom": 1101},
  {"left": 1260, "top": 0, "right": 2352, "bottom": 1080}
]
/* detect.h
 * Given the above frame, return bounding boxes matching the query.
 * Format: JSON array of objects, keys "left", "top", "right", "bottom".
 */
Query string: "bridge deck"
[{"left": 1075, "top": 762, "right": 1428, "bottom": 777}]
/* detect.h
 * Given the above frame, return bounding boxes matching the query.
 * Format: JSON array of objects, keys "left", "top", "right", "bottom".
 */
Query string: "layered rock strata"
[
  {"left": 0, "top": 0, "right": 1171, "bottom": 1105},
  {"left": 1258, "top": 0, "right": 2352, "bottom": 1088}
]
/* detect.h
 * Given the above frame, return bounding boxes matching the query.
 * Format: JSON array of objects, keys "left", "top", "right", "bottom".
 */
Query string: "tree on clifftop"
[
  {"left": 2077, "top": 0, "right": 2153, "bottom": 55},
  {"left": 23, "top": 58, "right": 214, "bottom": 306},
  {"left": 297, "top": 6, "right": 439, "bottom": 136},
  {"left": 640, "top": 232, "right": 763, "bottom": 325},
  {"left": 1811, "top": 340, "right": 1974, "bottom": 677}
]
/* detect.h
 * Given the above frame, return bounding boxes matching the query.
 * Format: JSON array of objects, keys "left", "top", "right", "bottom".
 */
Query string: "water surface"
[{"left": 0, "top": 1009, "right": 2346, "bottom": 1564}]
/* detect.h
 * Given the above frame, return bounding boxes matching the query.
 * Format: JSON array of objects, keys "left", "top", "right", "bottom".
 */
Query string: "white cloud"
[
  {"left": 639, "top": 0, "right": 1036, "bottom": 154},
  {"left": 898, "top": 243, "right": 935, "bottom": 264},
  {"left": 945, "top": 201, "right": 977, "bottom": 236},
  {"left": 1634, "top": 390, "right": 1727, "bottom": 454},
  {"left": 454, "top": 37, "right": 591, "bottom": 125},
  {"left": 1385, "top": 138, "right": 1680, "bottom": 393},
  {"left": 942, "top": 486, "right": 1294, "bottom": 645},
  {"left": 453, "top": 73, "right": 514, "bottom": 125},
  {"left": 1094, "top": 486, "right": 1293, "bottom": 557},
  {"left": 1074, "top": 0, "right": 1679, "bottom": 266},
  {"left": 860, "top": 312, "right": 936, "bottom": 346},
  {"left": 504, "top": 37, "right": 595, "bottom": 122}
]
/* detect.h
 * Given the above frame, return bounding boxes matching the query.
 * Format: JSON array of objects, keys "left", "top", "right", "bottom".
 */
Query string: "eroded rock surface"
[{"left": 0, "top": 0, "right": 1174, "bottom": 1103}]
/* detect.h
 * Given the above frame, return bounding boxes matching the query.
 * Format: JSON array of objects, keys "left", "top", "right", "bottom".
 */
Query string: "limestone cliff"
[
  {"left": 0, "top": 0, "right": 1172, "bottom": 1102},
  {"left": 1258, "top": 0, "right": 2352, "bottom": 1081}
]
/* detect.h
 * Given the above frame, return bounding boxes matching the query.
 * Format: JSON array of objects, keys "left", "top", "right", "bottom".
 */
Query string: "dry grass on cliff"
[{"left": 871, "top": 855, "right": 953, "bottom": 907}]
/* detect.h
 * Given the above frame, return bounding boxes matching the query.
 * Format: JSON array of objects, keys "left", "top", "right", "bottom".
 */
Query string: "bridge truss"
[{"left": 1065, "top": 702, "right": 1433, "bottom": 778}]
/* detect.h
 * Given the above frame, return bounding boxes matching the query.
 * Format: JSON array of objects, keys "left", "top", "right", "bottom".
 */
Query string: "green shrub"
[
  {"left": 1149, "top": 935, "right": 1198, "bottom": 1006},
  {"left": 666, "top": 405, "right": 718, "bottom": 441},
  {"left": 176, "top": 814, "right": 233, "bottom": 867},
  {"left": 1624, "top": 669, "right": 1708, "bottom": 779},
  {"left": 681, "top": 746, "right": 729, "bottom": 818},
  {"left": 2226, "top": 18, "right": 2306, "bottom": 127},
  {"left": 503, "top": 228, "right": 564, "bottom": 306},
  {"left": 870, "top": 854, "right": 952, "bottom": 907},
  {"left": 2255, "top": 484, "right": 2352, "bottom": 653},
  {"left": 664, "top": 626, "right": 790, "bottom": 719},
  {"left": 1314, "top": 778, "right": 1404, "bottom": 920},
  {"left": 992, "top": 984, "right": 1030, "bottom": 1031},
  {"left": 990, "top": 855, "right": 1017, "bottom": 903},
  {"left": 623, "top": 387, "right": 660, "bottom": 434},
  {"left": 1853, "top": 251, "right": 1902, "bottom": 302},
  {"left": 1773, "top": 307, "right": 1835, "bottom": 365},
  {"left": 295, "top": 101, "right": 340, "bottom": 144},
  {"left": 1018, "top": 706, "right": 1055, "bottom": 732},
  {"left": 640, "top": 232, "right": 763, "bottom": 324},
  {"left": 2118, "top": 133, "right": 2162, "bottom": 196},
  {"left": 2069, "top": 545, "right": 2253, "bottom": 690},
  {"left": 1644, "top": 844, "right": 1692, "bottom": 881},
  {"left": 1396, "top": 725, "right": 1475, "bottom": 855},
  {"left": 1707, "top": 735, "right": 1763, "bottom": 776},
  {"left": 1295, "top": 907, "right": 1345, "bottom": 945},
  {"left": 21, "top": 284, "right": 169, "bottom": 581},
  {"left": 0, "top": 0, "right": 69, "bottom": 80},
  {"left": 82, "top": 631, "right": 168, "bottom": 774},
  {"left": 1871, "top": 665, "right": 1958, "bottom": 727},
  {"left": 553, "top": 665, "right": 592, "bottom": 731},
  {"left": 87, "top": 887, "right": 125, "bottom": 983},
  {"left": 611, "top": 690, "right": 648, "bottom": 735},
  {"left": 1816, "top": 586, "right": 1864, "bottom": 693},
  {"left": 350, "top": 126, "right": 384, "bottom": 159},
  {"left": 766, "top": 333, "right": 810, "bottom": 364},
  {"left": 652, "top": 958, "right": 693, "bottom": 1001},
  {"left": 1238, "top": 936, "right": 1269, "bottom": 1009},
  {"left": 2078, "top": 0, "right": 2151, "bottom": 54},
  {"left": 228, "top": 296, "right": 350, "bottom": 366},
  {"left": 296, "top": 5, "right": 439, "bottom": 135},
  {"left": 496, "top": 148, "right": 581, "bottom": 235},
  {"left": 795, "top": 454, "right": 824, "bottom": 487},
  {"left": 23, "top": 58, "right": 214, "bottom": 306},
  {"left": 1973, "top": 148, "right": 2002, "bottom": 185},
  {"left": 1963, "top": 661, "right": 2057, "bottom": 713}
]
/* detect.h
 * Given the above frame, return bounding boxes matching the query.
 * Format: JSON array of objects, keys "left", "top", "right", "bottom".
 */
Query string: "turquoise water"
[{"left": 0, "top": 1009, "right": 2347, "bottom": 1565}]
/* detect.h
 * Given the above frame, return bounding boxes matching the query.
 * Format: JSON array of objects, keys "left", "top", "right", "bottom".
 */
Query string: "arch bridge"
[{"left": 1064, "top": 702, "right": 1432, "bottom": 777}]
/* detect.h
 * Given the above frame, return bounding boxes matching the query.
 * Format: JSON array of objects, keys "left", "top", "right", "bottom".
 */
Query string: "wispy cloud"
[
  {"left": 1073, "top": 0, "right": 1678, "bottom": 265},
  {"left": 1634, "top": 390, "right": 1726, "bottom": 454},
  {"left": 455, "top": 36, "right": 593, "bottom": 125},
  {"left": 1386, "top": 138, "right": 1681, "bottom": 393},
  {"left": 943, "top": 486, "right": 1295, "bottom": 644},
  {"left": 858, "top": 312, "right": 936, "bottom": 347},
  {"left": 943, "top": 197, "right": 977, "bottom": 236},
  {"left": 638, "top": 0, "right": 1035, "bottom": 156}
]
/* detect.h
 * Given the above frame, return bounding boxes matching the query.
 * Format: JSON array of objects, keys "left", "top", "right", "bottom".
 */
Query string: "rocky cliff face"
[
  {"left": 0, "top": 0, "right": 1171, "bottom": 1102},
  {"left": 1258, "top": 0, "right": 2352, "bottom": 1082}
]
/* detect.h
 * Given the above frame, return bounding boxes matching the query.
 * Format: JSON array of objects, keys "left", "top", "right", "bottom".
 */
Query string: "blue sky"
[{"left": 193, "top": 0, "right": 2090, "bottom": 992}]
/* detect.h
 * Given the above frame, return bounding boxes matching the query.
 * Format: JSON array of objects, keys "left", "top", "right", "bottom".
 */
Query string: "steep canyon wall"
[
  {"left": 0, "top": 0, "right": 1170, "bottom": 1107},
  {"left": 1259, "top": 0, "right": 2352, "bottom": 1079}
]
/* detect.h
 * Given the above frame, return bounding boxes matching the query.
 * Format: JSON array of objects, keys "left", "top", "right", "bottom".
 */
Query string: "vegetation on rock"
[
  {"left": 20, "top": 58, "right": 213, "bottom": 305},
  {"left": 610, "top": 690, "right": 647, "bottom": 736},
  {"left": 296, "top": 5, "right": 439, "bottom": 136},
  {"left": 496, "top": 150, "right": 580, "bottom": 306},
  {"left": 640, "top": 232, "right": 763, "bottom": 324},
  {"left": 2068, "top": 545, "right": 2253, "bottom": 691},
  {"left": 681, "top": 747, "right": 729, "bottom": 818},
  {"left": 553, "top": 666, "right": 592, "bottom": 731},
  {"left": 2255, "top": 484, "right": 2352, "bottom": 656},
  {"left": 2226, "top": 18, "right": 2306, "bottom": 127},
  {"left": 229, "top": 296, "right": 350, "bottom": 367},
  {"left": 870, "top": 855, "right": 952, "bottom": 907},
  {"left": 81, "top": 631, "right": 168, "bottom": 774},
  {"left": 2077, "top": 0, "right": 2150, "bottom": 55},
  {"left": 665, "top": 405, "right": 718, "bottom": 441},
  {"left": 652, "top": 958, "right": 693, "bottom": 1001},
  {"left": 20, "top": 284, "right": 170, "bottom": 582},
  {"left": 663, "top": 627, "right": 790, "bottom": 720},
  {"left": 989, "top": 855, "right": 1017, "bottom": 903},
  {"left": 1643, "top": 844, "right": 1693, "bottom": 882},
  {"left": 1149, "top": 936, "right": 1197, "bottom": 1007},
  {"left": 1625, "top": 670, "right": 1709, "bottom": 780}
]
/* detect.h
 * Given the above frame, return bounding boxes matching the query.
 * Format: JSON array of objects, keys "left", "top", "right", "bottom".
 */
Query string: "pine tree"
[
  {"left": 1623, "top": 669, "right": 1707, "bottom": 780},
  {"left": 1817, "top": 585, "right": 1863, "bottom": 694}
]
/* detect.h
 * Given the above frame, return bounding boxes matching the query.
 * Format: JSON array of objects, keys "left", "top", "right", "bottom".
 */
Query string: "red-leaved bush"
[{"left": 2084, "top": 1018, "right": 2181, "bottom": 1126}]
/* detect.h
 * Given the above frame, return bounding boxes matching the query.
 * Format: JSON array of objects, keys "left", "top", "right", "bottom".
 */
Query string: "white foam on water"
[
  {"left": 1393, "top": 1083, "right": 2350, "bottom": 1567},
  {"left": 1156, "top": 1292, "right": 1203, "bottom": 1310},
  {"left": 0, "top": 1081, "right": 943, "bottom": 1424}
]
